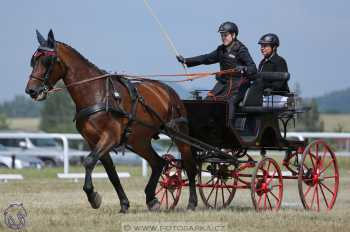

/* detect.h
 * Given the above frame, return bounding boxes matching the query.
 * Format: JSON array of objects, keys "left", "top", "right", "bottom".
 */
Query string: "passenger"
[
  {"left": 176, "top": 21, "right": 257, "bottom": 127},
  {"left": 258, "top": 33, "right": 289, "bottom": 92}
]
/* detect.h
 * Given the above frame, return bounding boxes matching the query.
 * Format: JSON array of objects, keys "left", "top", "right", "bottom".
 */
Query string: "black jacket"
[
  {"left": 258, "top": 53, "right": 288, "bottom": 72},
  {"left": 258, "top": 53, "right": 289, "bottom": 92},
  {"left": 185, "top": 40, "right": 257, "bottom": 79}
]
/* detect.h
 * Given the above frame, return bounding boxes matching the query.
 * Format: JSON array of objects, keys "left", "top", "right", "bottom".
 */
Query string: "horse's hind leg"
[
  {"left": 144, "top": 147, "right": 166, "bottom": 210},
  {"left": 82, "top": 134, "right": 117, "bottom": 209},
  {"left": 176, "top": 141, "right": 198, "bottom": 210},
  {"left": 173, "top": 121, "right": 198, "bottom": 210},
  {"left": 131, "top": 140, "right": 165, "bottom": 211},
  {"left": 99, "top": 154, "right": 129, "bottom": 213}
]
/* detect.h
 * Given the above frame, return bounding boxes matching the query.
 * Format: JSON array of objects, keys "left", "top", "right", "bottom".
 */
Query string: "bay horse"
[{"left": 25, "top": 30, "right": 197, "bottom": 213}]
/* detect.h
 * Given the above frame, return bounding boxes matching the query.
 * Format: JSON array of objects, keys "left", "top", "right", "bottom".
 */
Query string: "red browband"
[{"left": 33, "top": 50, "right": 57, "bottom": 57}]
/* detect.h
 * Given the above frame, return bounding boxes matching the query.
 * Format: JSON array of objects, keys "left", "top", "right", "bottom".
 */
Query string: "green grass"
[
  {"left": 0, "top": 160, "right": 349, "bottom": 232},
  {"left": 0, "top": 164, "right": 142, "bottom": 179},
  {"left": 320, "top": 113, "right": 350, "bottom": 132},
  {"left": 7, "top": 117, "right": 40, "bottom": 131}
]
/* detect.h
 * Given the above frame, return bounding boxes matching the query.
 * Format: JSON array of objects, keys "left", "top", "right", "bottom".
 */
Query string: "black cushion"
[{"left": 256, "top": 72, "right": 290, "bottom": 82}]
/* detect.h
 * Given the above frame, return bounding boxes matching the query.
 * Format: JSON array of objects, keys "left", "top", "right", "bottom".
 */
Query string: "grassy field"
[
  {"left": 320, "top": 114, "right": 350, "bottom": 132},
  {"left": 0, "top": 156, "right": 349, "bottom": 232},
  {"left": 7, "top": 117, "right": 40, "bottom": 131}
]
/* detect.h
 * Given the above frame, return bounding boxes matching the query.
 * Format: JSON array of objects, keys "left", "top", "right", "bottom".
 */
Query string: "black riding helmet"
[
  {"left": 258, "top": 33, "right": 280, "bottom": 47},
  {"left": 218, "top": 21, "right": 239, "bottom": 35}
]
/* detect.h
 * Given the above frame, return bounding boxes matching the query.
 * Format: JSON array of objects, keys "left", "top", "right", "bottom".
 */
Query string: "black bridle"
[{"left": 29, "top": 46, "right": 58, "bottom": 91}]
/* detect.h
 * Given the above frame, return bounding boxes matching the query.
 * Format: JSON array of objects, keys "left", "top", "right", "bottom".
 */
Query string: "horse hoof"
[
  {"left": 89, "top": 192, "right": 102, "bottom": 209},
  {"left": 119, "top": 203, "right": 129, "bottom": 214},
  {"left": 119, "top": 208, "right": 128, "bottom": 214},
  {"left": 147, "top": 199, "right": 160, "bottom": 212},
  {"left": 187, "top": 203, "right": 196, "bottom": 211}
]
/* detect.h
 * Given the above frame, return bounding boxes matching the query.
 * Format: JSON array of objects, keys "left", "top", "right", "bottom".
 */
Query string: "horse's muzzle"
[{"left": 25, "top": 86, "right": 47, "bottom": 101}]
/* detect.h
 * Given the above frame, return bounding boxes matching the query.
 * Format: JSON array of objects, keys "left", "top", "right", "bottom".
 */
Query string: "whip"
[{"left": 142, "top": 0, "right": 188, "bottom": 73}]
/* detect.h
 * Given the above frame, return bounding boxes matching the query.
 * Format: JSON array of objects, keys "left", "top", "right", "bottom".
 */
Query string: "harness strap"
[
  {"left": 74, "top": 77, "right": 186, "bottom": 151},
  {"left": 74, "top": 103, "right": 110, "bottom": 122}
]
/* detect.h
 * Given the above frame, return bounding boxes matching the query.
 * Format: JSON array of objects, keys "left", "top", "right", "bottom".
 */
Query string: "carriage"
[
  {"left": 26, "top": 31, "right": 339, "bottom": 213},
  {"left": 154, "top": 72, "right": 339, "bottom": 211}
]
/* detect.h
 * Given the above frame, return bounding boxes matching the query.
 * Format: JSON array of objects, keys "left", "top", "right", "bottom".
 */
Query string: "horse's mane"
[{"left": 57, "top": 41, "right": 108, "bottom": 74}]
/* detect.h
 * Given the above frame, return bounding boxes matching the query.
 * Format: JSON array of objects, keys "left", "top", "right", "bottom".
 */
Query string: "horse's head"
[{"left": 25, "top": 30, "right": 66, "bottom": 101}]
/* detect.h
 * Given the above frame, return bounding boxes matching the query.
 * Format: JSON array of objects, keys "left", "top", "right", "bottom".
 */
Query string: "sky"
[{"left": 0, "top": 0, "right": 349, "bottom": 101}]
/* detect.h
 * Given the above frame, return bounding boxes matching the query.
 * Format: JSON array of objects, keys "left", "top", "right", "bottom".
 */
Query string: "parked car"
[
  {"left": 0, "top": 144, "right": 44, "bottom": 169},
  {"left": 0, "top": 136, "right": 64, "bottom": 167}
]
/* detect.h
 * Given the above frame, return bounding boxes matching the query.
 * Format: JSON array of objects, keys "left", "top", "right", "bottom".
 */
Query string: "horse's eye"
[
  {"left": 41, "top": 57, "right": 50, "bottom": 66},
  {"left": 41, "top": 56, "right": 55, "bottom": 67}
]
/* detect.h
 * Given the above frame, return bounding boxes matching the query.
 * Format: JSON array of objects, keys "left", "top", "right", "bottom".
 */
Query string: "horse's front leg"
[
  {"left": 82, "top": 135, "right": 116, "bottom": 209},
  {"left": 100, "top": 154, "right": 130, "bottom": 213}
]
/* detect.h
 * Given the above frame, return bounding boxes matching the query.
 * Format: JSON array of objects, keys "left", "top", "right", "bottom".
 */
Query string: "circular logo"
[
  {"left": 3, "top": 202, "right": 27, "bottom": 230},
  {"left": 123, "top": 224, "right": 132, "bottom": 231}
]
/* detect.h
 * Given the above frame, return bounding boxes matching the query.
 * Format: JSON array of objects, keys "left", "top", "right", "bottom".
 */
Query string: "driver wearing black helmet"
[{"left": 176, "top": 21, "right": 257, "bottom": 127}]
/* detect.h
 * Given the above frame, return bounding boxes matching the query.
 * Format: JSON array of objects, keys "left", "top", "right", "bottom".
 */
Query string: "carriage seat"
[
  {"left": 257, "top": 72, "right": 290, "bottom": 83},
  {"left": 237, "top": 72, "right": 291, "bottom": 113}
]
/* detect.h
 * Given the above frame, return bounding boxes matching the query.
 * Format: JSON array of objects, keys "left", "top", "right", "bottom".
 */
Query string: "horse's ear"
[
  {"left": 36, "top": 30, "right": 46, "bottom": 46},
  {"left": 47, "top": 29, "right": 55, "bottom": 48}
]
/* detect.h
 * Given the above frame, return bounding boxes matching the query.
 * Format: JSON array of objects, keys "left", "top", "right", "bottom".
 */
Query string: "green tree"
[
  {"left": 0, "top": 113, "right": 9, "bottom": 129},
  {"left": 40, "top": 87, "right": 76, "bottom": 133},
  {"left": 295, "top": 98, "right": 324, "bottom": 132},
  {"left": 0, "top": 95, "right": 43, "bottom": 118}
]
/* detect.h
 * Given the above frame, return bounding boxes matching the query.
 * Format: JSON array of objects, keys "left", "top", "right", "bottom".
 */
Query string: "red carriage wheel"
[
  {"left": 198, "top": 162, "right": 238, "bottom": 209},
  {"left": 298, "top": 140, "right": 339, "bottom": 211},
  {"left": 155, "top": 154, "right": 182, "bottom": 210},
  {"left": 251, "top": 157, "right": 283, "bottom": 211}
]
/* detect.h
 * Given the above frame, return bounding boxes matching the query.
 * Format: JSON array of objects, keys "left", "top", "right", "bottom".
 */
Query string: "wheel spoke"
[
  {"left": 170, "top": 190, "right": 176, "bottom": 201},
  {"left": 269, "top": 191, "right": 279, "bottom": 201},
  {"left": 204, "top": 176, "right": 215, "bottom": 185},
  {"left": 221, "top": 180, "right": 225, "bottom": 206},
  {"left": 323, "top": 175, "right": 337, "bottom": 179},
  {"left": 266, "top": 193, "right": 273, "bottom": 210},
  {"left": 267, "top": 161, "right": 271, "bottom": 174},
  {"left": 264, "top": 192, "right": 267, "bottom": 209},
  {"left": 320, "top": 182, "right": 334, "bottom": 195},
  {"left": 155, "top": 186, "right": 163, "bottom": 195},
  {"left": 160, "top": 189, "right": 166, "bottom": 204},
  {"left": 316, "top": 184, "right": 320, "bottom": 211},
  {"left": 257, "top": 194, "right": 263, "bottom": 208},
  {"left": 319, "top": 183, "right": 330, "bottom": 209},
  {"left": 205, "top": 179, "right": 217, "bottom": 204},
  {"left": 310, "top": 185, "right": 317, "bottom": 209},
  {"left": 304, "top": 184, "right": 312, "bottom": 198},
  {"left": 267, "top": 170, "right": 277, "bottom": 184},
  {"left": 321, "top": 147, "right": 327, "bottom": 166},
  {"left": 320, "top": 160, "right": 334, "bottom": 175},
  {"left": 165, "top": 190, "right": 169, "bottom": 209},
  {"left": 308, "top": 151, "right": 316, "bottom": 169},
  {"left": 222, "top": 180, "right": 233, "bottom": 194},
  {"left": 214, "top": 184, "right": 219, "bottom": 208}
]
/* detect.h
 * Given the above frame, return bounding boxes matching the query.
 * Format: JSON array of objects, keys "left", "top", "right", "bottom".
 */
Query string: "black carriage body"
[
  {"left": 182, "top": 100, "right": 238, "bottom": 148},
  {"left": 183, "top": 99, "right": 305, "bottom": 151}
]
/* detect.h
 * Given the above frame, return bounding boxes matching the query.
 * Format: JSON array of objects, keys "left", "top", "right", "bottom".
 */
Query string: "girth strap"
[{"left": 74, "top": 103, "right": 127, "bottom": 122}]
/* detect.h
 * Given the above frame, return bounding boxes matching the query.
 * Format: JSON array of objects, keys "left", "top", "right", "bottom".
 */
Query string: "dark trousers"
[{"left": 227, "top": 80, "right": 250, "bottom": 120}]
